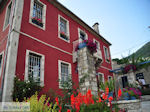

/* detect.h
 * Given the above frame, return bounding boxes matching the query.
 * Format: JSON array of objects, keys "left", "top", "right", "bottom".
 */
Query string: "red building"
[{"left": 0, "top": 0, "right": 113, "bottom": 101}]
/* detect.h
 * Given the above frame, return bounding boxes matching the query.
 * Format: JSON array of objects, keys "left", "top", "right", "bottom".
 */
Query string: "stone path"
[{"left": 140, "top": 95, "right": 150, "bottom": 112}]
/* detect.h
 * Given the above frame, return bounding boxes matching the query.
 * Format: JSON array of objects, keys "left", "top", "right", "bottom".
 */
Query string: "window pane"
[
  {"left": 61, "top": 63, "right": 69, "bottom": 82},
  {"left": 80, "top": 31, "right": 86, "bottom": 40},
  {"left": 5, "top": 2, "right": 12, "bottom": 28},
  {"left": 60, "top": 18, "right": 67, "bottom": 34},
  {"left": 28, "top": 53, "right": 41, "bottom": 82}
]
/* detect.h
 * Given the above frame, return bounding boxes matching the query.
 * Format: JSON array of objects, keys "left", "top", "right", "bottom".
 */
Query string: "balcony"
[{"left": 72, "top": 40, "right": 103, "bottom": 64}]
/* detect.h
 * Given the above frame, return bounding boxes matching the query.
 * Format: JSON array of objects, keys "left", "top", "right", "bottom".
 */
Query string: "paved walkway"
[{"left": 141, "top": 95, "right": 150, "bottom": 112}]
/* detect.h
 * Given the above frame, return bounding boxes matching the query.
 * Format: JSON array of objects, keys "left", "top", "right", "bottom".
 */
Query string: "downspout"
[{"left": 0, "top": 0, "right": 16, "bottom": 101}]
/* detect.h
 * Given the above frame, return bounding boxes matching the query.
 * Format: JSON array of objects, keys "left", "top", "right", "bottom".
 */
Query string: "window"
[
  {"left": 93, "top": 39, "right": 100, "bottom": 50},
  {"left": 108, "top": 76, "right": 112, "bottom": 82},
  {"left": 3, "top": 2, "right": 12, "bottom": 30},
  {"left": 58, "top": 15, "right": 70, "bottom": 42},
  {"left": 25, "top": 50, "right": 45, "bottom": 86},
  {"left": 0, "top": 52, "right": 3, "bottom": 77},
  {"left": 97, "top": 73, "right": 104, "bottom": 84},
  {"left": 78, "top": 28, "right": 88, "bottom": 42},
  {"left": 58, "top": 60, "right": 71, "bottom": 88},
  {"left": 29, "top": 0, "right": 46, "bottom": 30},
  {"left": 104, "top": 46, "right": 110, "bottom": 62}
]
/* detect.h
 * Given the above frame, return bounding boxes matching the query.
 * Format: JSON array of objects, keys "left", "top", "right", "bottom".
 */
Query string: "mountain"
[{"left": 131, "top": 41, "right": 150, "bottom": 58}]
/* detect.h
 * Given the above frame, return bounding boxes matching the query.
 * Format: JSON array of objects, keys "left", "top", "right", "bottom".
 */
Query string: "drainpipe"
[{"left": 0, "top": 0, "right": 16, "bottom": 101}]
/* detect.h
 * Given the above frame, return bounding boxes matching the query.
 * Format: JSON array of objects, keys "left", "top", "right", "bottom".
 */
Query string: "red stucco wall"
[{"left": 14, "top": 0, "right": 113, "bottom": 93}]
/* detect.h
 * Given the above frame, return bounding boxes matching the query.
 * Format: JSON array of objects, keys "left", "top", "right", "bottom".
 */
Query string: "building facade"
[{"left": 0, "top": 0, "right": 113, "bottom": 101}]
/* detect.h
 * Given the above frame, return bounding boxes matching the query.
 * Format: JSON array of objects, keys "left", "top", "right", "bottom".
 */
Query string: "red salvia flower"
[
  {"left": 55, "top": 97, "right": 59, "bottom": 105},
  {"left": 118, "top": 88, "right": 122, "bottom": 100},
  {"left": 108, "top": 96, "right": 113, "bottom": 102},
  {"left": 102, "top": 93, "right": 108, "bottom": 100},
  {"left": 96, "top": 97, "right": 102, "bottom": 103},
  {"left": 67, "top": 109, "right": 71, "bottom": 112},
  {"left": 105, "top": 86, "right": 109, "bottom": 95}
]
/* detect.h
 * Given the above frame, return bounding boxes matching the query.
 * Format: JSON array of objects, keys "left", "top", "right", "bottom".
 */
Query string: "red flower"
[
  {"left": 118, "top": 88, "right": 122, "bottom": 99},
  {"left": 96, "top": 97, "right": 102, "bottom": 103},
  {"left": 102, "top": 93, "right": 108, "bottom": 100},
  {"left": 67, "top": 109, "right": 71, "bottom": 112},
  {"left": 105, "top": 87, "right": 109, "bottom": 95},
  {"left": 108, "top": 96, "right": 113, "bottom": 102},
  {"left": 55, "top": 97, "right": 59, "bottom": 105}
]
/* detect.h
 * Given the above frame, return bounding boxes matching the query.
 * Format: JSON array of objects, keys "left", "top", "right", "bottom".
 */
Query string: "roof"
[{"left": 48, "top": 0, "right": 111, "bottom": 46}]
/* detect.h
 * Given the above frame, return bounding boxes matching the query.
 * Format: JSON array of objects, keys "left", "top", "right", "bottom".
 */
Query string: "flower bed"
[
  {"left": 25, "top": 87, "right": 124, "bottom": 112},
  {"left": 122, "top": 87, "right": 142, "bottom": 100}
]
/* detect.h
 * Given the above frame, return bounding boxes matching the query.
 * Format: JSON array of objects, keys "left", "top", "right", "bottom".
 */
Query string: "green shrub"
[
  {"left": 12, "top": 77, "right": 42, "bottom": 102},
  {"left": 25, "top": 92, "right": 58, "bottom": 112}
]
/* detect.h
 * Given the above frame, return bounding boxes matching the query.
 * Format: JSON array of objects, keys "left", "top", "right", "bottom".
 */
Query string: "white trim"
[
  {"left": 97, "top": 72, "right": 104, "bottom": 83},
  {"left": 78, "top": 28, "right": 88, "bottom": 43},
  {"left": 13, "top": 30, "right": 72, "bottom": 55},
  {"left": 103, "top": 46, "right": 110, "bottom": 63},
  {"left": 58, "top": 60, "right": 72, "bottom": 89},
  {"left": 29, "top": 0, "right": 46, "bottom": 30},
  {"left": 3, "top": 1, "right": 12, "bottom": 31},
  {"left": 93, "top": 39, "right": 100, "bottom": 50},
  {"left": 100, "top": 66, "right": 111, "bottom": 70},
  {"left": 0, "top": 51, "right": 4, "bottom": 77},
  {"left": 25, "top": 50, "right": 45, "bottom": 86},
  {"left": 58, "top": 15, "right": 70, "bottom": 43}
]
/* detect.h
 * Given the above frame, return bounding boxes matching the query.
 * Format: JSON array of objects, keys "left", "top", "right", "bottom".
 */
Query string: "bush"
[
  {"left": 25, "top": 92, "right": 58, "bottom": 112},
  {"left": 12, "top": 77, "right": 42, "bottom": 101}
]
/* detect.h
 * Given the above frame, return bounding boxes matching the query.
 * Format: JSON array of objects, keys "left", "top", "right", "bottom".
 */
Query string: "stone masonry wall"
[{"left": 77, "top": 47, "right": 97, "bottom": 95}]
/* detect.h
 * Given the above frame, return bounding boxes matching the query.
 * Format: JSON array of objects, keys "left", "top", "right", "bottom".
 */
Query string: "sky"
[{"left": 58, "top": 0, "right": 150, "bottom": 59}]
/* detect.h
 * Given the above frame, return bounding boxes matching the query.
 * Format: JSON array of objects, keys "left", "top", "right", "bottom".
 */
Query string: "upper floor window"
[
  {"left": 3, "top": 2, "right": 12, "bottom": 30},
  {"left": 104, "top": 46, "right": 110, "bottom": 62},
  {"left": 25, "top": 50, "right": 45, "bottom": 86},
  {"left": 58, "top": 60, "right": 71, "bottom": 88},
  {"left": 29, "top": 0, "right": 46, "bottom": 30},
  {"left": 93, "top": 39, "right": 100, "bottom": 50},
  {"left": 58, "top": 15, "right": 70, "bottom": 42},
  {"left": 0, "top": 52, "right": 3, "bottom": 77},
  {"left": 78, "top": 28, "right": 88, "bottom": 42}
]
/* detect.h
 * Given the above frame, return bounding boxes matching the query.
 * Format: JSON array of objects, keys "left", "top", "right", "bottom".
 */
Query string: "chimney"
[{"left": 92, "top": 22, "right": 99, "bottom": 34}]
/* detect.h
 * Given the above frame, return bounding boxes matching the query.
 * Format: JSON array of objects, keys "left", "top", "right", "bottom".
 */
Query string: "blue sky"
[{"left": 58, "top": 0, "right": 150, "bottom": 59}]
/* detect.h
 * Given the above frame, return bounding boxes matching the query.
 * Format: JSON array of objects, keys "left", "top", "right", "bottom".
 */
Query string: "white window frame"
[
  {"left": 29, "top": 0, "right": 46, "bottom": 30},
  {"left": 97, "top": 72, "right": 104, "bottom": 83},
  {"left": 93, "top": 39, "right": 100, "bottom": 50},
  {"left": 78, "top": 28, "right": 88, "bottom": 43},
  {"left": 3, "top": 1, "right": 12, "bottom": 31},
  {"left": 0, "top": 51, "right": 4, "bottom": 77},
  {"left": 25, "top": 50, "right": 45, "bottom": 86},
  {"left": 58, "top": 15, "right": 70, "bottom": 43},
  {"left": 108, "top": 75, "right": 112, "bottom": 82},
  {"left": 103, "top": 46, "right": 110, "bottom": 63},
  {"left": 58, "top": 60, "right": 72, "bottom": 89}
]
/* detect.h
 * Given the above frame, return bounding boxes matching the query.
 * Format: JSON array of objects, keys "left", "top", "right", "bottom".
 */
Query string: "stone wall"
[
  {"left": 113, "top": 100, "right": 141, "bottom": 112},
  {"left": 77, "top": 47, "right": 98, "bottom": 95}
]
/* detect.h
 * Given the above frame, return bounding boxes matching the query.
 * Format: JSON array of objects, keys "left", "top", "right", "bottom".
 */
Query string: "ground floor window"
[
  {"left": 58, "top": 60, "right": 71, "bottom": 88},
  {"left": 25, "top": 50, "right": 45, "bottom": 86}
]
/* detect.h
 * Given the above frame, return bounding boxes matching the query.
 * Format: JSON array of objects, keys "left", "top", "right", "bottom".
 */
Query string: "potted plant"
[{"left": 99, "top": 79, "right": 115, "bottom": 97}]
